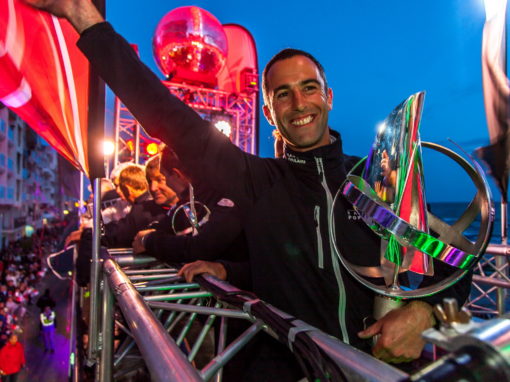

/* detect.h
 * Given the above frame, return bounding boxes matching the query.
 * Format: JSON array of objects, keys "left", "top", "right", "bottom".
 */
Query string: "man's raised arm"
[
  {"left": 24, "top": 0, "right": 249, "bottom": 197},
  {"left": 24, "top": 0, "right": 103, "bottom": 33}
]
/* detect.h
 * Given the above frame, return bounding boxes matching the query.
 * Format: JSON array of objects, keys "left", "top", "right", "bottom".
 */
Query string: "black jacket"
[
  {"left": 78, "top": 23, "right": 470, "bottom": 351},
  {"left": 145, "top": 198, "right": 251, "bottom": 289},
  {"left": 103, "top": 191, "right": 165, "bottom": 248}
]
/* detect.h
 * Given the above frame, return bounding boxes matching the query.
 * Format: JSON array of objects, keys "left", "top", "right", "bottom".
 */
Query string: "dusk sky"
[{"left": 105, "top": 0, "right": 503, "bottom": 202}]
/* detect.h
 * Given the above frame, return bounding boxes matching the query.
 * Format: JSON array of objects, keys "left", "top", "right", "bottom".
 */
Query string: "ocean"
[{"left": 429, "top": 201, "right": 503, "bottom": 243}]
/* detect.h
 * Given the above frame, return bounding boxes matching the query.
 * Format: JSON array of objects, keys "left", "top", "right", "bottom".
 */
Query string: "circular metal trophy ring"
[{"left": 331, "top": 141, "right": 494, "bottom": 299}]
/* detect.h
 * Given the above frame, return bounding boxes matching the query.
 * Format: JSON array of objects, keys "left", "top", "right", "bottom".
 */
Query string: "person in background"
[
  {"left": 0, "top": 321, "right": 9, "bottom": 349},
  {"left": 0, "top": 287, "right": 8, "bottom": 304},
  {"left": 132, "top": 150, "right": 250, "bottom": 289},
  {"left": 0, "top": 334, "right": 25, "bottom": 382},
  {"left": 64, "top": 167, "right": 131, "bottom": 248},
  {"left": 40, "top": 306, "right": 56, "bottom": 354},
  {"left": 102, "top": 164, "right": 166, "bottom": 248}
]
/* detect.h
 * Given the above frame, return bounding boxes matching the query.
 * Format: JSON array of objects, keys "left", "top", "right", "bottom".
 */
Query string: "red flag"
[{"left": 0, "top": 0, "right": 89, "bottom": 174}]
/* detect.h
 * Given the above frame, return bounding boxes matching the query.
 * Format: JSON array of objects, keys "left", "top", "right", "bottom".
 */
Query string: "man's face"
[
  {"left": 263, "top": 55, "right": 332, "bottom": 152},
  {"left": 113, "top": 179, "right": 126, "bottom": 201},
  {"left": 148, "top": 171, "right": 178, "bottom": 206}
]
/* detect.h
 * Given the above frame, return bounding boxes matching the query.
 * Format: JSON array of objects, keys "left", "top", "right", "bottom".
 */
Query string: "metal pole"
[
  {"left": 86, "top": 0, "right": 106, "bottom": 364},
  {"left": 497, "top": 200, "right": 508, "bottom": 315},
  {"left": 99, "top": 272, "right": 114, "bottom": 382},
  {"left": 113, "top": 254, "right": 156, "bottom": 266},
  {"left": 473, "top": 274, "right": 510, "bottom": 289},
  {"left": 214, "top": 317, "right": 227, "bottom": 382},
  {"left": 201, "top": 322, "right": 264, "bottom": 381},
  {"left": 113, "top": 97, "right": 121, "bottom": 167},
  {"left": 68, "top": 252, "right": 79, "bottom": 382},
  {"left": 88, "top": 178, "right": 102, "bottom": 362},
  {"left": 103, "top": 259, "right": 202, "bottom": 381},
  {"left": 302, "top": 320, "right": 409, "bottom": 382},
  {"left": 134, "top": 122, "right": 140, "bottom": 164},
  {"left": 485, "top": 243, "right": 510, "bottom": 256}
]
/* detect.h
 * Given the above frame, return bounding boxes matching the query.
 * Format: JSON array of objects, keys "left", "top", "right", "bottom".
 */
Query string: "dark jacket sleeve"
[
  {"left": 103, "top": 201, "right": 164, "bottom": 248},
  {"left": 216, "top": 259, "right": 252, "bottom": 291},
  {"left": 77, "top": 23, "right": 254, "bottom": 202},
  {"left": 103, "top": 211, "right": 139, "bottom": 248},
  {"left": 145, "top": 204, "right": 244, "bottom": 263}
]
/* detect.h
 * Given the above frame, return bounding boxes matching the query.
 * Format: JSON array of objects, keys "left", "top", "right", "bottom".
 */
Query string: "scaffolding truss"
[
  {"left": 86, "top": 251, "right": 407, "bottom": 382},
  {"left": 113, "top": 80, "right": 257, "bottom": 167}
]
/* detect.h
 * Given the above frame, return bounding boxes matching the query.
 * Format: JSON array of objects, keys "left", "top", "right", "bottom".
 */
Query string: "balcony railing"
[{"left": 0, "top": 120, "right": 6, "bottom": 139}]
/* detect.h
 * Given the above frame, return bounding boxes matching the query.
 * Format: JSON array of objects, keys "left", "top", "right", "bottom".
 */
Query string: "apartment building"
[{"left": 0, "top": 104, "right": 62, "bottom": 248}]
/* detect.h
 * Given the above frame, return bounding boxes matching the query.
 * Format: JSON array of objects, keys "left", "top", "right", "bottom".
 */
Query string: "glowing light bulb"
[
  {"left": 214, "top": 120, "right": 232, "bottom": 137},
  {"left": 146, "top": 142, "right": 159, "bottom": 156},
  {"left": 103, "top": 140, "right": 115, "bottom": 156}
]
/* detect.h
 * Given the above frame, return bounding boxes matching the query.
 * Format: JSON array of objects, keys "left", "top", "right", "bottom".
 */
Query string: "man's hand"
[
  {"left": 23, "top": 0, "right": 104, "bottom": 33},
  {"left": 358, "top": 300, "right": 435, "bottom": 363},
  {"left": 132, "top": 229, "right": 155, "bottom": 254},
  {"left": 177, "top": 261, "right": 227, "bottom": 283}
]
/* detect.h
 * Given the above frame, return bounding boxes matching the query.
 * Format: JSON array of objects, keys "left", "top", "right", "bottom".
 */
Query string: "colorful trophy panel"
[{"left": 334, "top": 92, "right": 494, "bottom": 299}]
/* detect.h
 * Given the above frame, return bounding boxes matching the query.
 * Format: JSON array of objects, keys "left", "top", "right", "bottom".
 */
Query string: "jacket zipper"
[
  {"left": 315, "top": 157, "right": 349, "bottom": 344},
  {"left": 314, "top": 206, "right": 324, "bottom": 269}
]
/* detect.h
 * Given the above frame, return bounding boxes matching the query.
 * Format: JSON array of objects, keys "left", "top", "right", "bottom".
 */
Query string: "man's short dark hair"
[{"left": 262, "top": 48, "right": 328, "bottom": 105}]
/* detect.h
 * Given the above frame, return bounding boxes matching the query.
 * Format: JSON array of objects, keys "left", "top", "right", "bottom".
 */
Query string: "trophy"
[{"left": 332, "top": 91, "right": 494, "bottom": 320}]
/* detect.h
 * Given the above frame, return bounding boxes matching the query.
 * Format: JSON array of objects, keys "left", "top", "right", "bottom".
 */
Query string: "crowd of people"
[
  {"left": 24, "top": 1, "right": 473, "bottom": 381},
  {"left": 0, "top": 233, "right": 50, "bottom": 347},
  {"left": 0, "top": 222, "right": 63, "bottom": 380}
]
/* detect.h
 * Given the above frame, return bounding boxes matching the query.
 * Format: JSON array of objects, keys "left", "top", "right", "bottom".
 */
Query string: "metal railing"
[
  {"left": 78, "top": 245, "right": 510, "bottom": 382},
  {"left": 80, "top": 250, "right": 410, "bottom": 381},
  {"left": 466, "top": 243, "right": 510, "bottom": 316}
]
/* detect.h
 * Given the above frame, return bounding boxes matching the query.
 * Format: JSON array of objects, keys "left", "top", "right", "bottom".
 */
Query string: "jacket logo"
[
  {"left": 285, "top": 153, "right": 306, "bottom": 164},
  {"left": 217, "top": 198, "right": 235, "bottom": 207},
  {"left": 347, "top": 209, "right": 362, "bottom": 221}
]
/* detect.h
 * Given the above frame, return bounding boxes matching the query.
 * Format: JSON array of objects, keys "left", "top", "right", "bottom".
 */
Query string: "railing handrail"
[{"left": 103, "top": 258, "right": 202, "bottom": 382}]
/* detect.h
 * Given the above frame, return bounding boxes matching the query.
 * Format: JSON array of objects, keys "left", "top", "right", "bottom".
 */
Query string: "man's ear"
[
  {"left": 327, "top": 88, "right": 333, "bottom": 111},
  {"left": 263, "top": 105, "right": 275, "bottom": 126}
]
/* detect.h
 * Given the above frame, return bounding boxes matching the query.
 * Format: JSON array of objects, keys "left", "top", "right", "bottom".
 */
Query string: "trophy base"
[{"left": 373, "top": 294, "right": 405, "bottom": 321}]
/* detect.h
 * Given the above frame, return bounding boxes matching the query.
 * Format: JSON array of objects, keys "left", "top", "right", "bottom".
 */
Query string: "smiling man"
[
  {"left": 145, "top": 153, "right": 181, "bottom": 207},
  {"left": 262, "top": 53, "right": 332, "bottom": 151},
  {"left": 24, "top": 0, "right": 472, "bottom": 379}
]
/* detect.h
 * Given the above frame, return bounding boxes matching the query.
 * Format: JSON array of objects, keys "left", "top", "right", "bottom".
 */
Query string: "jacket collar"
[{"left": 283, "top": 129, "right": 345, "bottom": 167}]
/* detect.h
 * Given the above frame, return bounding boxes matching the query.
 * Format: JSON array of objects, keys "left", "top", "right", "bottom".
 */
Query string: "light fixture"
[
  {"left": 103, "top": 140, "right": 115, "bottom": 156},
  {"left": 214, "top": 119, "right": 232, "bottom": 137},
  {"left": 146, "top": 142, "right": 159, "bottom": 156}
]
